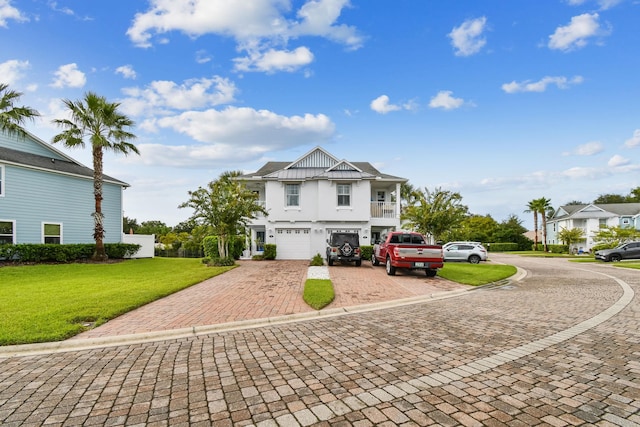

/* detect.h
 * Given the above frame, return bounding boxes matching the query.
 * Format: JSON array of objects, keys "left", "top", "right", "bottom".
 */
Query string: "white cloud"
[
  {"left": 0, "top": 0, "right": 27, "bottom": 27},
  {"left": 448, "top": 17, "right": 487, "bottom": 57},
  {"left": 502, "top": 75, "right": 584, "bottom": 93},
  {"left": 370, "top": 95, "right": 417, "bottom": 114},
  {"left": 0, "top": 59, "right": 30, "bottom": 86},
  {"left": 624, "top": 129, "right": 640, "bottom": 148},
  {"left": 50, "top": 63, "right": 86, "bottom": 88},
  {"left": 608, "top": 155, "right": 629, "bottom": 167},
  {"left": 124, "top": 106, "right": 336, "bottom": 167},
  {"left": 428, "top": 91, "right": 465, "bottom": 110},
  {"left": 575, "top": 141, "right": 604, "bottom": 156},
  {"left": 119, "top": 76, "right": 237, "bottom": 117},
  {"left": 234, "top": 46, "right": 314, "bottom": 73},
  {"left": 195, "top": 50, "right": 211, "bottom": 64},
  {"left": 156, "top": 106, "right": 335, "bottom": 146},
  {"left": 566, "top": 0, "right": 622, "bottom": 10},
  {"left": 126, "top": 0, "right": 362, "bottom": 73},
  {"left": 548, "top": 13, "right": 604, "bottom": 51},
  {"left": 115, "top": 65, "right": 137, "bottom": 79}
]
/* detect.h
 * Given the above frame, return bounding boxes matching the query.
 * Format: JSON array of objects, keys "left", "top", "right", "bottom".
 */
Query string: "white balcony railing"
[{"left": 370, "top": 202, "right": 396, "bottom": 218}]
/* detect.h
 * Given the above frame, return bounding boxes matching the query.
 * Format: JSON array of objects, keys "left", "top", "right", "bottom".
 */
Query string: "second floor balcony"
[{"left": 371, "top": 202, "right": 397, "bottom": 218}]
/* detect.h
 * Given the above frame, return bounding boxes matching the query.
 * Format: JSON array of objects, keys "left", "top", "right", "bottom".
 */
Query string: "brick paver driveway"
[{"left": 1, "top": 254, "right": 639, "bottom": 426}]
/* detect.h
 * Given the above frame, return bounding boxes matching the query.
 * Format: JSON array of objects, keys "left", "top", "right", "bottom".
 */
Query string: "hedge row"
[{"left": 0, "top": 243, "right": 141, "bottom": 263}]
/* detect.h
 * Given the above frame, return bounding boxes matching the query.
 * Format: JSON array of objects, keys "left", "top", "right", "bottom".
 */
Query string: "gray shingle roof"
[
  {"left": 553, "top": 203, "right": 640, "bottom": 220},
  {"left": 240, "top": 160, "right": 405, "bottom": 182},
  {"left": 0, "top": 146, "right": 129, "bottom": 186}
]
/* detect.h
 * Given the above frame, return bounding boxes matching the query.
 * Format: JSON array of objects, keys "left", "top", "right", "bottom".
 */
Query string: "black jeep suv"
[{"left": 326, "top": 232, "right": 362, "bottom": 266}]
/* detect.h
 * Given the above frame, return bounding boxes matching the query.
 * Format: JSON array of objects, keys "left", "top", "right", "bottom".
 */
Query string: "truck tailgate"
[{"left": 396, "top": 246, "right": 442, "bottom": 260}]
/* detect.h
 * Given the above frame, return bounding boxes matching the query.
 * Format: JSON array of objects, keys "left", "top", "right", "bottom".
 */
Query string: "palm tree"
[
  {"left": 524, "top": 199, "right": 542, "bottom": 250},
  {"left": 0, "top": 83, "right": 40, "bottom": 138},
  {"left": 52, "top": 92, "right": 139, "bottom": 261},
  {"left": 538, "top": 197, "right": 553, "bottom": 252}
]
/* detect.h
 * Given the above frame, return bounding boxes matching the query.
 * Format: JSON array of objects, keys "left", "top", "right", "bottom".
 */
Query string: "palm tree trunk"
[
  {"left": 92, "top": 145, "right": 107, "bottom": 261},
  {"left": 542, "top": 216, "right": 548, "bottom": 252},
  {"left": 532, "top": 212, "right": 539, "bottom": 250}
]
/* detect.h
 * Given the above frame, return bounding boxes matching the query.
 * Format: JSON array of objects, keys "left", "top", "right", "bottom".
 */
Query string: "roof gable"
[{"left": 285, "top": 146, "right": 339, "bottom": 169}]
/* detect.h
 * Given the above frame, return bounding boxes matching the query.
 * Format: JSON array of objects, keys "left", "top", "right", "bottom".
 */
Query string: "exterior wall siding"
[
  {"left": 1, "top": 164, "right": 123, "bottom": 244},
  {"left": 0, "top": 132, "right": 68, "bottom": 160}
]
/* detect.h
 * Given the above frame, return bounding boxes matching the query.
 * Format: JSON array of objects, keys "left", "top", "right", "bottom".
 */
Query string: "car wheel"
[
  {"left": 468, "top": 255, "right": 481, "bottom": 264},
  {"left": 385, "top": 257, "right": 396, "bottom": 276},
  {"left": 610, "top": 254, "right": 621, "bottom": 262},
  {"left": 425, "top": 269, "right": 437, "bottom": 277},
  {"left": 371, "top": 253, "right": 380, "bottom": 266},
  {"left": 328, "top": 258, "right": 334, "bottom": 266},
  {"left": 340, "top": 242, "right": 353, "bottom": 257},
  {"left": 355, "top": 260, "right": 362, "bottom": 267}
]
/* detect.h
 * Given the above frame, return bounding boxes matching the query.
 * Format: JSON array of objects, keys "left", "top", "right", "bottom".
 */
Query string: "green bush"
[
  {"left": 360, "top": 245, "right": 373, "bottom": 261},
  {"left": 263, "top": 244, "right": 277, "bottom": 260},
  {"left": 310, "top": 253, "right": 324, "bottom": 266},
  {"left": 485, "top": 242, "right": 519, "bottom": 252},
  {"left": 202, "top": 235, "right": 245, "bottom": 259},
  {"left": 0, "top": 243, "right": 140, "bottom": 263},
  {"left": 547, "top": 244, "right": 569, "bottom": 254},
  {"left": 207, "top": 257, "right": 235, "bottom": 266}
]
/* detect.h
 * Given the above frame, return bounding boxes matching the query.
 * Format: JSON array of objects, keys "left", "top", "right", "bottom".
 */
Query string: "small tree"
[
  {"left": 592, "top": 226, "right": 640, "bottom": 248},
  {"left": 179, "top": 171, "right": 268, "bottom": 259},
  {"left": 402, "top": 187, "right": 469, "bottom": 242},
  {"left": 557, "top": 227, "right": 585, "bottom": 248}
]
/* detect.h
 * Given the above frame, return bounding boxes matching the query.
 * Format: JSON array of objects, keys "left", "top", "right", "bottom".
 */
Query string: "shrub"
[
  {"left": 207, "top": 257, "right": 235, "bottom": 266},
  {"left": 252, "top": 254, "right": 265, "bottom": 261},
  {"left": 263, "top": 244, "right": 277, "bottom": 260},
  {"left": 202, "top": 235, "right": 245, "bottom": 259},
  {"left": 310, "top": 253, "right": 324, "bottom": 266},
  {"left": 485, "top": 242, "right": 519, "bottom": 252},
  {"left": 547, "top": 244, "right": 569, "bottom": 254},
  {"left": 360, "top": 245, "right": 373, "bottom": 261},
  {"left": 0, "top": 243, "right": 140, "bottom": 263}
]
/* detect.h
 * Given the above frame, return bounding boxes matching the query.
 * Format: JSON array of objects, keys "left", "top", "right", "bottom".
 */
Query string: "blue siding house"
[
  {"left": 546, "top": 203, "right": 640, "bottom": 252},
  {"left": 0, "top": 129, "right": 128, "bottom": 245}
]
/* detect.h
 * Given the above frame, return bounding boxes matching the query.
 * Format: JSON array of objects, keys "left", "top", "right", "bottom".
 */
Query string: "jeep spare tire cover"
[{"left": 340, "top": 242, "right": 353, "bottom": 256}]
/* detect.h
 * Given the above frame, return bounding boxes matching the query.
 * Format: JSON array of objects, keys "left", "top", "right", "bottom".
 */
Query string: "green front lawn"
[{"left": 0, "top": 258, "right": 234, "bottom": 345}]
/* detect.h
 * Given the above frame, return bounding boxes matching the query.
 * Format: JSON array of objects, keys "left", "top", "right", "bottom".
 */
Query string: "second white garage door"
[{"left": 275, "top": 228, "right": 311, "bottom": 260}]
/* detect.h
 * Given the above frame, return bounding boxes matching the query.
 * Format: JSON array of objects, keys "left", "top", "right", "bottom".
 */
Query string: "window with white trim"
[
  {"left": 285, "top": 183, "right": 300, "bottom": 207},
  {"left": 43, "top": 223, "right": 62, "bottom": 244},
  {"left": 0, "top": 220, "right": 15, "bottom": 244},
  {"left": 337, "top": 184, "right": 351, "bottom": 207}
]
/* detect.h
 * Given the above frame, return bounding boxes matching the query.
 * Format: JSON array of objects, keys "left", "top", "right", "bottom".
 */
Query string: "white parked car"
[{"left": 443, "top": 243, "right": 487, "bottom": 264}]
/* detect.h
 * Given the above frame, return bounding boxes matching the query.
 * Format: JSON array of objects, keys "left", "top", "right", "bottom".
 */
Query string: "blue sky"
[{"left": 2, "top": 0, "right": 639, "bottom": 229}]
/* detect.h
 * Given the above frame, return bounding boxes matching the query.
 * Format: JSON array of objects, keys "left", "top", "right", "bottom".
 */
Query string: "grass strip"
[
  {"left": 438, "top": 263, "right": 517, "bottom": 286},
  {"left": 303, "top": 279, "right": 334, "bottom": 310},
  {"left": 0, "top": 258, "right": 234, "bottom": 345}
]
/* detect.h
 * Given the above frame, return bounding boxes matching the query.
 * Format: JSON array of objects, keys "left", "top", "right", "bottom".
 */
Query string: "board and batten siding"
[{"left": 1, "top": 163, "right": 123, "bottom": 244}]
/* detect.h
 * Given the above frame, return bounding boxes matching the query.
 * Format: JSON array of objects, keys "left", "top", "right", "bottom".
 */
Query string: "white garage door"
[{"left": 275, "top": 228, "right": 311, "bottom": 260}]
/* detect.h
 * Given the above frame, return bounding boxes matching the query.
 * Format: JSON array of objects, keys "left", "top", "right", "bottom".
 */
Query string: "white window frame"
[
  {"left": 337, "top": 183, "right": 351, "bottom": 207},
  {"left": 42, "top": 222, "right": 63, "bottom": 244},
  {"left": 0, "top": 165, "right": 4, "bottom": 197},
  {"left": 285, "top": 183, "right": 300, "bottom": 207},
  {"left": 0, "top": 219, "right": 16, "bottom": 244}
]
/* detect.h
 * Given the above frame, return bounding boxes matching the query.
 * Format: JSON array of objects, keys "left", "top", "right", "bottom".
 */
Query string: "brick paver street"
[{"left": 1, "top": 254, "right": 639, "bottom": 426}]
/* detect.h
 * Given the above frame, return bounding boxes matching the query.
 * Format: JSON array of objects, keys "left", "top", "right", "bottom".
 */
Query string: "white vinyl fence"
[{"left": 122, "top": 234, "right": 155, "bottom": 258}]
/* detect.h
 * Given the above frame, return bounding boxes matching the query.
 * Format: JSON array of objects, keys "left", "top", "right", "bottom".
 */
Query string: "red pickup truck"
[{"left": 372, "top": 231, "right": 444, "bottom": 277}]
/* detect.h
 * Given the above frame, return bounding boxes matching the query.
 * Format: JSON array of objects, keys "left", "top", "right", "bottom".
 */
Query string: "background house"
[
  {"left": 239, "top": 147, "right": 406, "bottom": 260},
  {"left": 546, "top": 203, "right": 640, "bottom": 251},
  {"left": 0, "top": 129, "right": 128, "bottom": 246}
]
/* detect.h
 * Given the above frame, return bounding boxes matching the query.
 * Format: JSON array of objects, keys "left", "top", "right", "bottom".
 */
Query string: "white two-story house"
[
  {"left": 238, "top": 147, "right": 407, "bottom": 259},
  {"left": 546, "top": 203, "right": 640, "bottom": 251}
]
